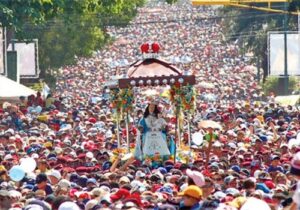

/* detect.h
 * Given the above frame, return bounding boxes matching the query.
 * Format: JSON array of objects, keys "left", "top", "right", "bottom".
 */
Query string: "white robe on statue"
[{"left": 142, "top": 116, "right": 170, "bottom": 157}]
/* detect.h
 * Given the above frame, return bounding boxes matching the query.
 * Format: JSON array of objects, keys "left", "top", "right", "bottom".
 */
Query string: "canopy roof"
[
  {"left": 127, "top": 58, "right": 182, "bottom": 78},
  {"left": 0, "top": 75, "right": 36, "bottom": 101},
  {"left": 117, "top": 58, "right": 195, "bottom": 89}
]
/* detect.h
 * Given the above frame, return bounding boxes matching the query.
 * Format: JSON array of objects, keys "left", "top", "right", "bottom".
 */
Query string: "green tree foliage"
[
  {"left": 165, "top": 0, "right": 179, "bottom": 4},
  {"left": 0, "top": 0, "right": 60, "bottom": 32},
  {"left": 262, "top": 76, "right": 299, "bottom": 95},
  {"left": 219, "top": 2, "right": 299, "bottom": 81},
  {"left": 0, "top": 0, "right": 145, "bottom": 80}
]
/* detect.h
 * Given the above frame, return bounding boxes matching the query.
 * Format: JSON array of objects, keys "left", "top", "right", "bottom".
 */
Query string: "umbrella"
[
  {"left": 240, "top": 197, "right": 270, "bottom": 210},
  {"left": 198, "top": 120, "right": 222, "bottom": 130}
]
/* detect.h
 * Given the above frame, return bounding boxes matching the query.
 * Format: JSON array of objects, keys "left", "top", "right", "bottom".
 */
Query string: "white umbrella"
[
  {"left": 0, "top": 75, "right": 36, "bottom": 102},
  {"left": 241, "top": 197, "right": 270, "bottom": 210}
]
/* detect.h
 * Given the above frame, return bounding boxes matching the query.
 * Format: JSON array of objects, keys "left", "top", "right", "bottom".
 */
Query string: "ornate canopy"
[
  {"left": 106, "top": 42, "right": 196, "bottom": 89},
  {"left": 118, "top": 58, "right": 195, "bottom": 88}
]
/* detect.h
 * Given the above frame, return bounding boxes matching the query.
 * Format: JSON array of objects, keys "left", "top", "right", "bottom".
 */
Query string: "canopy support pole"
[
  {"left": 187, "top": 112, "right": 192, "bottom": 158},
  {"left": 116, "top": 115, "right": 121, "bottom": 148},
  {"left": 125, "top": 112, "right": 130, "bottom": 153}
]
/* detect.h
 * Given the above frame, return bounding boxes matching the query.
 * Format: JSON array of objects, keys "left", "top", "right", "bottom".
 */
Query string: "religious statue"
[{"left": 134, "top": 100, "right": 170, "bottom": 161}]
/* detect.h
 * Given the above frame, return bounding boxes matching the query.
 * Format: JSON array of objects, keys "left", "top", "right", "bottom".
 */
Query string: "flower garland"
[
  {"left": 110, "top": 88, "right": 122, "bottom": 113},
  {"left": 110, "top": 88, "right": 134, "bottom": 117},
  {"left": 169, "top": 82, "right": 196, "bottom": 113}
]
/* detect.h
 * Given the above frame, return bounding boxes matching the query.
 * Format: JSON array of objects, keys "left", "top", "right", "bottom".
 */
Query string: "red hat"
[
  {"left": 69, "top": 189, "right": 78, "bottom": 198},
  {"left": 264, "top": 180, "right": 275, "bottom": 189},
  {"left": 110, "top": 188, "right": 130, "bottom": 202},
  {"left": 77, "top": 153, "right": 86, "bottom": 159},
  {"left": 76, "top": 167, "right": 88, "bottom": 173},
  {"left": 89, "top": 117, "right": 96, "bottom": 124},
  {"left": 123, "top": 193, "right": 143, "bottom": 207},
  {"left": 78, "top": 192, "right": 90, "bottom": 200},
  {"left": 202, "top": 169, "right": 212, "bottom": 177}
]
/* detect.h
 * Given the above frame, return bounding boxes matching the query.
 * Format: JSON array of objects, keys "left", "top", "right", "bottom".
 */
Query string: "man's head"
[
  {"left": 0, "top": 190, "right": 12, "bottom": 209},
  {"left": 36, "top": 173, "right": 48, "bottom": 189},
  {"left": 47, "top": 170, "right": 61, "bottom": 185},
  {"left": 179, "top": 185, "right": 202, "bottom": 207}
]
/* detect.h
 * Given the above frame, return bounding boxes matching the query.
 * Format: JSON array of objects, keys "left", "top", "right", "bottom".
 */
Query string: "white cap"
[
  {"left": 5, "top": 129, "right": 15, "bottom": 135},
  {"left": 99, "top": 186, "right": 110, "bottom": 193},
  {"left": 58, "top": 202, "right": 80, "bottom": 210},
  {"left": 86, "top": 152, "right": 94, "bottom": 159},
  {"left": 47, "top": 170, "right": 61, "bottom": 180},
  {"left": 228, "top": 142, "right": 237, "bottom": 149},
  {"left": 31, "top": 153, "right": 39, "bottom": 159},
  {"left": 4, "top": 154, "right": 13, "bottom": 161},
  {"left": 135, "top": 171, "right": 145, "bottom": 178},
  {"left": 58, "top": 179, "right": 71, "bottom": 189},
  {"left": 84, "top": 199, "right": 98, "bottom": 210}
]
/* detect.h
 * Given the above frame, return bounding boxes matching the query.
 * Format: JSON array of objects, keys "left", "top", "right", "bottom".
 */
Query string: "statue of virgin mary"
[{"left": 134, "top": 100, "right": 170, "bottom": 161}]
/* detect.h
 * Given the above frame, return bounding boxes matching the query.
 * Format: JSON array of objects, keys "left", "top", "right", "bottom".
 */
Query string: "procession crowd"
[{"left": 0, "top": 0, "right": 299, "bottom": 210}]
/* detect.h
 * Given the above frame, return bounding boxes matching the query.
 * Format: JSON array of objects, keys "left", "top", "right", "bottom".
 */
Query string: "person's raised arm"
[
  {"left": 110, "top": 154, "right": 122, "bottom": 173},
  {"left": 119, "top": 156, "right": 135, "bottom": 172}
]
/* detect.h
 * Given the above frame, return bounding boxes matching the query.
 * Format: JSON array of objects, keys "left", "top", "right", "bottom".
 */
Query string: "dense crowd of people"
[{"left": 0, "top": 0, "right": 299, "bottom": 210}]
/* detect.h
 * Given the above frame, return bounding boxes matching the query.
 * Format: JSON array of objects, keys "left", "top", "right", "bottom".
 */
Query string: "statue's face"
[{"left": 149, "top": 104, "right": 155, "bottom": 113}]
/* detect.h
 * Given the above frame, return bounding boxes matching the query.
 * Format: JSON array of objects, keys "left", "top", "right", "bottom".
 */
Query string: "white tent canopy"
[{"left": 0, "top": 75, "right": 36, "bottom": 101}]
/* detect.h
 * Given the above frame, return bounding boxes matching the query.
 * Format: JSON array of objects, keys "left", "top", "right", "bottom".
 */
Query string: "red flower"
[
  {"left": 174, "top": 82, "right": 181, "bottom": 88},
  {"left": 140, "top": 43, "right": 149, "bottom": 53},
  {"left": 151, "top": 42, "right": 160, "bottom": 53}
]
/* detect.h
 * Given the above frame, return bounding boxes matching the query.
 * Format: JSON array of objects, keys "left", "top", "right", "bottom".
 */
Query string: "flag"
[{"left": 42, "top": 82, "right": 51, "bottom": 99}]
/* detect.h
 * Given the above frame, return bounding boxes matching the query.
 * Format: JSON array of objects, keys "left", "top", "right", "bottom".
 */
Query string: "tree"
[
  {"left": 262, "top": 76, "right": 299, "bottom": 95},
  {"left": 1, "top": 0, "right": 145, "bottom": 82},
  {"left": 219, "top": 2, "right": 299, "bottom": 81}
]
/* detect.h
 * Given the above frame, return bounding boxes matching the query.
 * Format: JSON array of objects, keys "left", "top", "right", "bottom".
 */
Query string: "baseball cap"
[
  {"left": 135, "top": 171, "right": 145, "bottom": 178},
  {"left": 224, "top": 175, "right": 236, "bottom": 185},
  {"left": 186, "top": 169, "right": 205, "bottom": 187},
  {"left": 178, "top": 185, "right": 202, "bottom": 200},
  {"left": 58, "top": 179, "right": 71, "bottom": 188},
  {"left": 119, "top": 176, "right": 130, "bottom": 184},
  {"left": 58, "top": 202, "right": 80, "bottom": 210},
  {"left": 87, "top": 178, "right": 97, "bottom": 185},
  {"left": 47, "top": 170, "right": 61, "bottom": 180}
]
